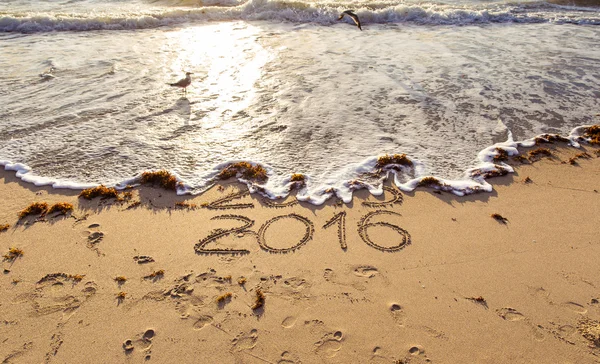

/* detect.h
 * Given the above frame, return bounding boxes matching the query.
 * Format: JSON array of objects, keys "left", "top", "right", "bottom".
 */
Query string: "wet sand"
[{"left": 1, "top": 143, "right": 599, "bottom": 363}]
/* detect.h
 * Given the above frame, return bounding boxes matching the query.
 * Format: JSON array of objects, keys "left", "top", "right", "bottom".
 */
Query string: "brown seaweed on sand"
[
  {"left": 174, "top": 201, "right": 198, "bottom": 210},
  {"left": 3, "top": 247, "right": 23, "bottom": 262},
  {"left": 376, "top": 154, "right": 413, "bottom": 169},
  {"left": 216, "top": 292, "right": 233, "bottom": 305},
  {"left": 583, "top": 125, "right": 600, "bottom": 145},
  {"left": 565, "top": 152, "right": 592, "bottom": 165},
  {"left": 252, "top": 289, "right": 266, "bottom": 310},
  {"left": 140, "top": 170, "right": 179, "bottom": 191},
  {"left": 467, "top": 296, "right": 488, "bottom": 309},
  {"left": 493, "top": 148, "right": 509, "bottom": 162},
  {"left": 513, "top": 155, "right": 529, "bottom": 164},
  {"left": 48, "top": 202, "right": 74, "bottom": 215},
  {"left": 79, "top": 185, "right": 121, "bottom": 200},
  {"left": 144, "top": 270, "right": 165, "bottom": 281},
  {"left": 18, "top": 202, "right": 49, "bottom": 219},
  {"left": 417, "top": 177, "right": 446, "bottom": 188},
  {"left": 0, "top": 224, "right": 9, "bottom": 232},
  {"left": 528, "top": 148, "right": 553, "bottom": 161},
  {"left": 217, "top": 162, "right": 268, "bottom": 182},
  {"left": 471, "top": 166, "right": 509, "bottom": 179},
  {"left": 289, "top": 173, "right": 306, "bottom": 190},
  {"left": 37, "top": 273, "right": 84, "bottom": 283},
  {"left": 534, "top": 134, "right": 570, "bottom": 145}
]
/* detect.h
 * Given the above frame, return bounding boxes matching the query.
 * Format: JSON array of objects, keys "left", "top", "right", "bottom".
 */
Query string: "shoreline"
[
  {"left": 1, "top": 143, "right": 599, "bottom": 363},
  {"left": 2, "top": 124, "right": 599, "bottom": 206}
]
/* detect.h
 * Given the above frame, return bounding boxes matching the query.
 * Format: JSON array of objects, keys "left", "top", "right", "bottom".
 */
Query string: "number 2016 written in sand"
[{"left": 194, "top": 189, "right": 411, "bottom": 255}]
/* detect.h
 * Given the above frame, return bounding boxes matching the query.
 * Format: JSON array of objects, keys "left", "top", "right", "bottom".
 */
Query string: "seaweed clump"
[
  {"left": 565, "top": 152, "right": 592, "bottom": 165},
  {"left": 3, "top": 247, "right": 23, "bottom": 262},
  {"left": 493, "top": 148, "right": 509, "bottom": 162},
  {"left": 471, "top": 166, "right": 509, "bottom": 179},
  {"left": 216, "top": 292, "right": 233, "bottom": 304},
  {"left": 174, "top": 202, "right": 197, "bottom": 210},
  {"left": 48, "top": 202, "right": 74, "bottom": 215},
  {"left": 116, "top": 292, "right": 127, "bottom": 301},
  {"left": 79, "top": 185, "right": 120, "bottom": 200},
  {"left": 534, "top": 134, "right": 570, "bottom": 145},
  {"left": 513, "top": 155, "right": 529, "bottom": 164},
  {"left": 417, "top": 177, "right": 445, "bottom": 188},
  {"left": 252, "top": 289, "right": 265, "bottom": 310},
  {"left": 376, "top": 154, "right": 413, "bottom": 168},
  {"left": 290, "top": 173, "right": 305, "bottom": 182},
  {"left": 18, "top": 202, "right": 49, "bottom": 219},
  {"left": 528, "top": 148, "right": 553, "bottom": 161},
  {"left": 144, "top": 270, "right": 165, "bottom": 281},
  {"left": 584, "top": 125, "right": 600, "bottom": 145},
  {"left": 217, "top": 162, "right": 268, "bottom": 182},
  {"left": 290, "top": 173, "right": 306, "bottom": 190},
  {"left": 0, "top": 224, "right": 9, "bottom": 232},
  {"left": 140, "top": 170, "right": 178, "bottom": 191}
]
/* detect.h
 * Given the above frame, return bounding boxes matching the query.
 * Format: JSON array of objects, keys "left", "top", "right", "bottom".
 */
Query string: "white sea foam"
[
  {"left": 0, "top": 20, "right": 598, "bottom": 205},
  {"left": 2, "top": 123, "right": 594, "bottom": 203},
  {"left": 0, "top": 0, "right": 598, "bottom": 33}
]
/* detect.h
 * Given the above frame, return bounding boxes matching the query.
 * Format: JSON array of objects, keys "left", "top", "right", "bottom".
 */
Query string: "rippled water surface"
[{"left": 0, "top": 0, "right": 599, "bottom": 202}]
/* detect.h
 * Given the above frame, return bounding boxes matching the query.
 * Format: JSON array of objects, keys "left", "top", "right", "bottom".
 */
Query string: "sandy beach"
[{"left": 0, "top": 142, "right": 598, "bottom": 363}]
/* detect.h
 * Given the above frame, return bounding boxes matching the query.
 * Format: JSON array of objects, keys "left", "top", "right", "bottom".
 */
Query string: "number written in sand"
[
  {"left": 258, "top": 214, "right": 314, "bottom": 254},
  {"left": 357, "top": 210, "right": 411, "bottom": 252},
  {"left": 194, "top": 215, "right": 255, "bottom": 255},
  {"left": 196, "top": 210, "right": 410, "bottom": 254},
  {"left": 196, "top": 213, "right": 314, "bottom": 255},
  {"left": 322, "top": 211, "right": 347, "bottom": 250},
  {"left": 203, "top": 190, "right": 254, "bottom": 210},
  {"left": 361, "top": 186, "right": 403, "bottom": 208}
]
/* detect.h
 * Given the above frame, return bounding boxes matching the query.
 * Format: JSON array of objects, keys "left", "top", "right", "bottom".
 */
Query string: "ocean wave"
[
  {"left": 1, "top": 124, "right": 597, "bottom": 205},
  {"left": 1, "top": 0, "right": 599, "bottom": 33}
]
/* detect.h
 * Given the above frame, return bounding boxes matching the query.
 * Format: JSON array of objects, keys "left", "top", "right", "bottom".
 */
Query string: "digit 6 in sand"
[{"left": 357, "top": 210, "right": 411, "bottom": 252}]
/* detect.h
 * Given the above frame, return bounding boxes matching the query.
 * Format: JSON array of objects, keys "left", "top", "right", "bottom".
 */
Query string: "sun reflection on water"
[{"left": 166, "top": 22, "right": 272, "bottom": 136}]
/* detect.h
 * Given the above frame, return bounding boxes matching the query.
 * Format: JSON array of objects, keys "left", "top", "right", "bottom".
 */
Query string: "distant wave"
[{"left": 0, "top": 0, "right": 599, "bottom": 33}]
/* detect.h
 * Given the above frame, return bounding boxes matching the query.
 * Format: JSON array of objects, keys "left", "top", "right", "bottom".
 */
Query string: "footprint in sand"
[
  {"left": 278, "top": 351, "right": 300, "bottom": 364},
  {"left": 85, "top": 224, "right": 104, "bottom": 255},
  {"left": 192, "top": 315, "right": 214, "bottom": 331},
  {"left": 496, "top": 307, "right": 525, "bottom": 321},
  {"left": 232, "top": 329, "right": 258, "bottom": 352},
  {"left": 496, "top": 308, "right": 545, "bottom": 342},
  {"left": 315, "top": 331, "right": 343, "bottom": 358},
  {"left": 370, "top": 346, "right": 395, "bottom": 363},
  {"left": 353, "top": 265, "right": 379, "bottom": 278},
  {"left": 562, "top": 301, "right": 588, "bottom": 314},
  {"left": 389, "top": 303, "right": 406, "bottom": 327},
  {"left": 282, "top": 316, "right": 297, "bottom": 329},
  {"left": 395, "top": 345, "right": 431, "bottom": 364},
  {"left": 123, "top": 328, "right": 155, "bottom": 359},
  {"left": 16, "top": 275, "right": 97, "bottom": 318},
  {"left": 323, "top": 268, "right": 366, "bottom": 291}
]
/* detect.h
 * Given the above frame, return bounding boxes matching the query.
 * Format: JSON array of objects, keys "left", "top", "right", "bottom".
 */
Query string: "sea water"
[{"left": 0, "top": 0, "right": 599, "bottom": 203}]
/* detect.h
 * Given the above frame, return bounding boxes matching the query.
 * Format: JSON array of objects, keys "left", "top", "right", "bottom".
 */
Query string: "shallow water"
[{"left": 0, "top": 0, "right": 599, "bottom": 203}]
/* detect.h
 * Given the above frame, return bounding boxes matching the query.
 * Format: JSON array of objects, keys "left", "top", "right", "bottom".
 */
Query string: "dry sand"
[{"left": 1, "top": 143, "right": 599, "bottom": 363}]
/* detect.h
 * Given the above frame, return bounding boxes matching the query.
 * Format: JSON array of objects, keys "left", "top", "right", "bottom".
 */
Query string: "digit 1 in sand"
[{"left": 322, "top": 211, "right": 347, "bottom": 250}]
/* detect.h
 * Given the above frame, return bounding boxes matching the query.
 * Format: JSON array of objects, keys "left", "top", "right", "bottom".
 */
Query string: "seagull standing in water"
[
  {"left": 338, "top": 10, "right": 362, "bottom": 31},
  {"left": 168, "top": 72, "right": 193, "bottom": 95}
]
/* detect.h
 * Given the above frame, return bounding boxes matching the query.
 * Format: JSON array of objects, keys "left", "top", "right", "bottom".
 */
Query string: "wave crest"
[{"left": 1, "top": 0, "right": 599, "bottom": 33}]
